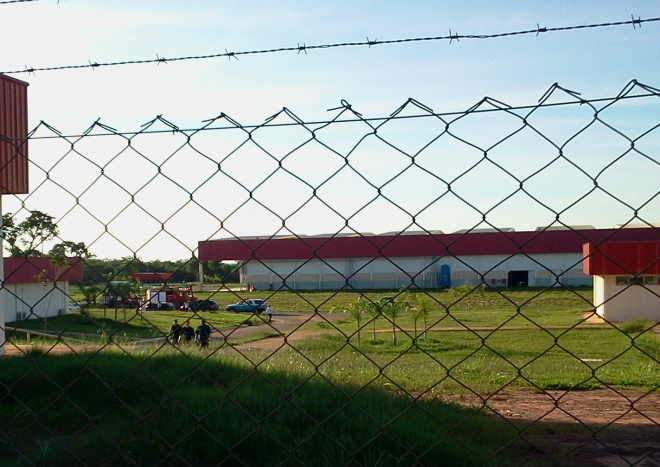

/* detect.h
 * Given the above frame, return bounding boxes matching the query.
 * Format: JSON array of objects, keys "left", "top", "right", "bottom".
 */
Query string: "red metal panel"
[
  {"left": 582, "top": 242, "right": 594, "bottom": 274},
  {"left": 582, "top": 241, "right": 660, "bottom": 275},
  {"left": 3, "top": 257, "right": 83, "bottom": 284},
  {"left": 638, "top": 242, "right": 660, "bottom": 274},
  {"left": 199, "top": 228, "right": 660, "bottom": 262},
  {"left": 0, "top": 74, "right": 29, "bottom": 194}
]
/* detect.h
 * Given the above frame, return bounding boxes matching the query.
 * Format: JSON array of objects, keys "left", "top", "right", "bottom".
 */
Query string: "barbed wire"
[
  {"left": 0, "top": 0, "right": 61, "bottom": 4},
  {"left": 2, "top": 15, "right": 658, "bottom": 75}
]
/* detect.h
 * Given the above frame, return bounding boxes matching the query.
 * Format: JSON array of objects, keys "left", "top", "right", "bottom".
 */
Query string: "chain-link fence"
[{"left": 1, "top": 80, "right": 660, "bottom": 466}]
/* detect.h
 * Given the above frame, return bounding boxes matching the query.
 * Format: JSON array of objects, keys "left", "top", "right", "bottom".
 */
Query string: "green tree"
[
  {"left": 106, "top": 280, "right": 140, "bottom": 307},
  {"left": 476, "top": 283, "right": 488, "bottom": 308},
  {"left": 378, "top": 297, "right": 403, "bottom": 346},
  {"left": 449, "top": 283, "right": 473, "bottom": 310},
  {"left": 2, "top": 211, "right": 89, "bottom": 261},
  {"left": 106, "top": 279, "right": 141, "bottom": 322},
  {"left": 402, "top": 291, "right": 431, "bottom": 339},
  {"left": 2, "top": 211, "right": 58, "bottom": 256},
  {"left": 365, "top": 299, "right": 383, "bottom": 341},
  {"left": 49, "top": 241, "right": 89, "bottom": 259},
  {"left": 331, "top": 294, "right": 373, "bottom": 345},
  {"left": 78, "top": 283, "right": 102, "bottom": 306}
]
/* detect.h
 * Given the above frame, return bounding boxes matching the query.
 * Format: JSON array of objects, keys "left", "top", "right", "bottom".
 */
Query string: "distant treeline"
[{"left": 80, "top": 257, "right": 239, "bottom": 284}]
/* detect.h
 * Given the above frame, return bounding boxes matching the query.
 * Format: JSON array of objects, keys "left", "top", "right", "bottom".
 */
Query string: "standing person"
[
  {"left": 195, "top": 319, "right": 211, "bottom": 348},
  {"left": 180, "top": 321, "right": 194, "bottom": 344},
  {"left": 265, "top": 305, "right": 273, "bottom": 324},
  {"left": 169, "top": 319, "right": 182, "bottom": 345}
]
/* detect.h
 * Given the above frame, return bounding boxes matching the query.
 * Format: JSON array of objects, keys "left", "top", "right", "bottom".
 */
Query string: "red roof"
[
  {"left": 3, "top": 257, "right": 83, "bottom": 284},
  {"left": 582, "top": 241, "right": 660, "bottom": 275},
  {"left": 129, "top": 272, "right": 173, "bottom": 281},
  {"left": 199, "top": 228, "right": 660, "bottom": 262}
]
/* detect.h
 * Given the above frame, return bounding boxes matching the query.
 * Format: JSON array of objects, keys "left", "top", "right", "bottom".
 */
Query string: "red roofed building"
[
  {"left": 3, "top": 256, "right": 83, "bottom": 323},
  {"left": 583, "top": 241, "right": 660, "bottom": 322},
  {"left": 129, "top": 272, "right": 173, "bottom": 282},
  {"left": 198, "top": 227, "right": 660, "bottom": 292}
]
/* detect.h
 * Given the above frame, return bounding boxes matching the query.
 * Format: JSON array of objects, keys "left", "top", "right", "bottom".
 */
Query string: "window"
[
  {"left": 616, "top": 276, "right": 644, "bottom": 286},
  {"left": 643, "top": 276, "right": 659, "bottom": 285}
]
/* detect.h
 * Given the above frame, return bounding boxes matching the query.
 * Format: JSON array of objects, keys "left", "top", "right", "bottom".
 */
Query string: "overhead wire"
[
  {"left": 0, "top": 15, "right": 658, "bottom": 75},
  {"left": 0, "top": 0, "right": 59, "bottom": 4}
]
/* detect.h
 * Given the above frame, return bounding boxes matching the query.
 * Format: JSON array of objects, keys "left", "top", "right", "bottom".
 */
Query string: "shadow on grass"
[
  {"left": 6, "top": 313, "right": 160, "bottom": 340},
  {"left": 0, "top": 348, "right": 535, "bottom": 467}
]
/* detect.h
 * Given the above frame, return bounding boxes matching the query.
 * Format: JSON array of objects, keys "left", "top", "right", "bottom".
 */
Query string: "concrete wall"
[
  {"left": 594, "top": 275, "right": 660, "bottom": 322},
  {"left": 3, "top": 282, "right": 70, "bottom": 322},
  {"left": 238, "top": 253, "right": 590, "bottom": 290}
]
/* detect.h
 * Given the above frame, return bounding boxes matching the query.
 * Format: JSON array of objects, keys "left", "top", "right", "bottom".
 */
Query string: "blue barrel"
[{"left": 440, "top": 264, "right": 450, "bottom": 288}]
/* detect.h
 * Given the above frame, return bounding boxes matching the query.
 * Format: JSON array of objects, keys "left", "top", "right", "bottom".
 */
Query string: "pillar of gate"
[{"left": 0, "top": 74, "right": 30, "bottom": 355}]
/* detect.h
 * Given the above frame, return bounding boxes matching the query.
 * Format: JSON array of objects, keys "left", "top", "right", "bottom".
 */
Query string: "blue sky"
[
  {"left": 1, "top": 1, "right": 659, "bottom": 260},
  {"left": 3, "top": 1, "right": 658, "bottom": 127}
]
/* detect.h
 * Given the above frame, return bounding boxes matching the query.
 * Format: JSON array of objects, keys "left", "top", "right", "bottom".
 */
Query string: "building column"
[{"left": 0, "top": 197, "right": 5, "bottom": 355}]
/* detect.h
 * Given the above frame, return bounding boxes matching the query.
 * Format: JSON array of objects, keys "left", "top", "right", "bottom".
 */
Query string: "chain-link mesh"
[{"left": 1, "top": 80, "right": 660, "bottom": 466}]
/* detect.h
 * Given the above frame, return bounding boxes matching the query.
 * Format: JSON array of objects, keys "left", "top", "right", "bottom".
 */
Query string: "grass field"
[
  {"left": 0, "top": 348, "right": 533, "bottom": 467},
  {"left": 2, "top": 287, "right": 658, "bottom": 466},
  {"left": 276, "top": 328, "right": 660, "bottom": 393},
  {"left": 59, "top": 286, "right": 596, "bottom": 331},
  {"left": 7, "top": 286, "right": 660, "bottom": 394}
]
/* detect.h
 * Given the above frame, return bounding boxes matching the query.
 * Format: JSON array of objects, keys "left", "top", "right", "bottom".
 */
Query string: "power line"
[
  {"left": 2, "top": 15, "right": 658, "bottom": 75},
  {"left": 0, "top": 0, "right": 61, "bottom": 4}
]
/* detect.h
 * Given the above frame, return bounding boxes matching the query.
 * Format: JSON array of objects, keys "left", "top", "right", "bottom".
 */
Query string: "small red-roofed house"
[
  {"left": 583, "top": 241, "right": 660, "bottom": 322},
  {"left": 129, "top": 272, "right": 173, "bottom": 282},
  {"left": 2, "top": 256, "right": 83, "bottom": 323}
]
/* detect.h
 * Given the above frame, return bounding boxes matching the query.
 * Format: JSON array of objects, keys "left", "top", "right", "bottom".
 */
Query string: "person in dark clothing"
[
  {"left": 169, "top": 319, "right": 182, "bottom": 345},
  {"left": 180, "top": 321, "right": 194, "bottom": 344},
  {"left": 195, "top": 319, "right": 211, "bottom": 348}
]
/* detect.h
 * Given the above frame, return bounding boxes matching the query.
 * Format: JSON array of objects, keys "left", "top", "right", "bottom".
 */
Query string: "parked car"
[
  {"left": 187, "top": 299, "right": 219, "bottom": 311},
  {"left": 226, "top": 298, "right": 267, "bottom": 313},
  {"left": 68, "top": 302, "right": 81, "bottom": 311}
]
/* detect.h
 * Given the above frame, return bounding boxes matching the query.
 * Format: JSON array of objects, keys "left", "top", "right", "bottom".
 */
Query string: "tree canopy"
[{"left": 2, "top": 210, "right": 89, "bottom": 259}]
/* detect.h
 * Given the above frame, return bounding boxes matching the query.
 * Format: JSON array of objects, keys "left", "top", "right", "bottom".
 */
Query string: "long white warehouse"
[{"left": 198, "top": 227, "right": 660, "bottom": 291}]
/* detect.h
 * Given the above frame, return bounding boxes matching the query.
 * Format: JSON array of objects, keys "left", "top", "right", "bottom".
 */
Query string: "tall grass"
[
  {"left": 0, "top": 349, "right": 531, "bottom": 467},
  {"left": 256, "top": 329, "right": 660, "bottom": 393}
]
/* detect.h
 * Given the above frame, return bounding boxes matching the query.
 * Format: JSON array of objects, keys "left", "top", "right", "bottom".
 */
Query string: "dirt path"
[{"left": 215, "top": 311, "right": 342, "bottom": 348}]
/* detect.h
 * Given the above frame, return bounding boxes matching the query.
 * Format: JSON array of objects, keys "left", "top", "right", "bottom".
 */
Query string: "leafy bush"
[{"left": 620, "top": 318, "right": 655, "bottom": 335}]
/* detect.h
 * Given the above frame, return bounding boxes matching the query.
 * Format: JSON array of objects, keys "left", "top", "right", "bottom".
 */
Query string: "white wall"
[
  {"left": 240, "top": 252, "right": 589, "bottom": 290},
  {"left": 594, "top": 275, "right": 660, "bottom": 322},
  {"left": 0, "top": 249, "right": 3, "bottom": 356},
  {"left": 3, "top": 282, "right": 70, "bottom": 322}
]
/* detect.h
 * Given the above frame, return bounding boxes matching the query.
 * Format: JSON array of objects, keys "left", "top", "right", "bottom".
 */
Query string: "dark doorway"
[{"left": 508, "top": 270, "right": 529, "bottom": 287}]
